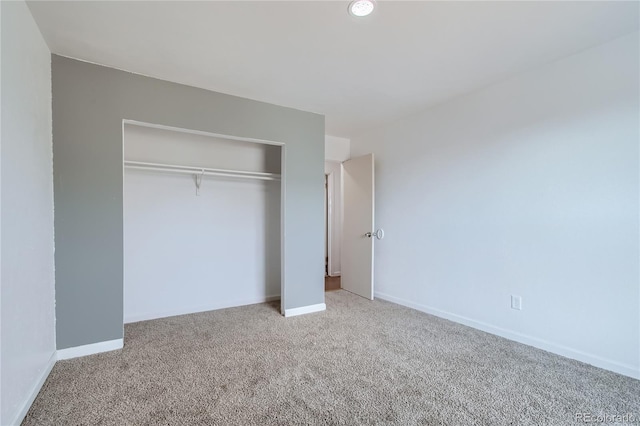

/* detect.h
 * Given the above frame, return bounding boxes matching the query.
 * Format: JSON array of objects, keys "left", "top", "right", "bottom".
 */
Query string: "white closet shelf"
[{"left": 124, "top": 160, "right": 281, "bottom": 181}]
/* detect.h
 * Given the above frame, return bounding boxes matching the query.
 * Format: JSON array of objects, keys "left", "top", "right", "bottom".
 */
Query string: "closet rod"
[{"left": 124, "top": 160, "right": 281, "bottom": 181}]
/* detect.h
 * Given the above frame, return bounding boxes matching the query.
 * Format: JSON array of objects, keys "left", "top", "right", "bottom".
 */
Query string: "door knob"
[{"left": 365, "top": 229, "right": 384, "bottom": 240}]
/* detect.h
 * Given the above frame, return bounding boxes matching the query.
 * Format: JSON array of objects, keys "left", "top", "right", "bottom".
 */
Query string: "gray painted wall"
[{"left": 52, "top": 55, "right": 325, "bottom": 349}]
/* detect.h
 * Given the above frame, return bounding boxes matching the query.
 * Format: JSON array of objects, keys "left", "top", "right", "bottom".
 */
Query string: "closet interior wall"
[{"left": 123, "top": 123, "right": 281, "bottom": 323}]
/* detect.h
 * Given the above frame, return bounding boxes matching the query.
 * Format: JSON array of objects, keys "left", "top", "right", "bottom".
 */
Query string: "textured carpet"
[{"left": 24, "top": 291, "right": 640, "bottom": 425}]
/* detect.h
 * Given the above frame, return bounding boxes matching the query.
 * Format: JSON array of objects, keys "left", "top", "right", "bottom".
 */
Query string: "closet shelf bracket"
[{"left": 195, "top": 169, "right": 205, "bottom": 196}]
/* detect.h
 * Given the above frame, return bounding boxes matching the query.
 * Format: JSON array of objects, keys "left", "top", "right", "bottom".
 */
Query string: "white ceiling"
[{"left": 28, "top": 1, "right": 639, "bottom": 138}]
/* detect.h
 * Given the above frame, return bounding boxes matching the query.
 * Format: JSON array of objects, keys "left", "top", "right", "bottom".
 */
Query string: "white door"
[{"left": 342, "top": 153, "right": 379, "bottom": 300}]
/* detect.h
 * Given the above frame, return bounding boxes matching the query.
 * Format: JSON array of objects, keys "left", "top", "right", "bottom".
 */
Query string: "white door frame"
[
  {"left": 324, "top": 160, "right": 343, "bottom": 277},
  {"left": 325, "top": 171, "right": 334, "bottom": 276}
]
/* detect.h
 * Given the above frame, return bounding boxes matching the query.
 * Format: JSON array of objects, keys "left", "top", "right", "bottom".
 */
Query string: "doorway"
[
  {"left": 324, "top": 162, "right": 344, "bottom": 292},
  {"left": 324, "top": 172, "right": 341, "bottom": 291}
]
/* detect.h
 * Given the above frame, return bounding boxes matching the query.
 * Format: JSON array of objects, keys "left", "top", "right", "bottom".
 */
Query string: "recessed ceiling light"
[{"left": 348, "top": 0, "right": 375, "bottom": 18}]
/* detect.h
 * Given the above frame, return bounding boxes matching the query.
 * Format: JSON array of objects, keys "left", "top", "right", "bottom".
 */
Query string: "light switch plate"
[{"left": 511, "top": 295, "right": 522, "bottom": 310}]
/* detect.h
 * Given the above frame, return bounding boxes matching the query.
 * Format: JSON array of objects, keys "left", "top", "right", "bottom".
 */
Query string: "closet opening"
[{"left": 122, "top": 121, "right": 283, "bottom": 331}]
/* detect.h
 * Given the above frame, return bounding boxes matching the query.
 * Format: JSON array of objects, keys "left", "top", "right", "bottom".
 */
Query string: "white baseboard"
[
  {"left": 375, "top": 291, "right": 639, "bottom": 380},
  {"left": 57, "top": 338, "right": 124, "bottom": 360},
  {"left": 124, "top": 295, "right": 281, "bottom": 324},
  {"left": 284, "top": 303, "right": 326, "bottom": 317},
  {"left": 10, "top": 352, "right": 56, "bottom": 426}
]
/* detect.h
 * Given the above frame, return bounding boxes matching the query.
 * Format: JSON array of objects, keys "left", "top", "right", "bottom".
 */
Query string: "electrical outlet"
[{"left": 511, "top": 295, "right": 522, "bottom": 310}]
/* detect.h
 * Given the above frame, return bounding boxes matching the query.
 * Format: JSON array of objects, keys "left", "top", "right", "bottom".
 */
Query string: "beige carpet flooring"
[{"left": 24, "top": 291, "right": 640, "bottom": 425}]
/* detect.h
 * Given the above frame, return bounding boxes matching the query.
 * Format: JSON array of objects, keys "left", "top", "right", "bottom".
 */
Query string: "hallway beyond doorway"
[{"left": 325, "top": 276, "right": 340, "bottom": 292}]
